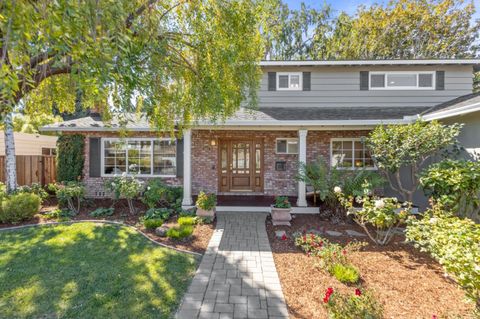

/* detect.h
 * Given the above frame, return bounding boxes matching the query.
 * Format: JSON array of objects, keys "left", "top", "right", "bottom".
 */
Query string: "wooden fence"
[{"left": 0, "top": 155, "right": 56, "bottom": 186}]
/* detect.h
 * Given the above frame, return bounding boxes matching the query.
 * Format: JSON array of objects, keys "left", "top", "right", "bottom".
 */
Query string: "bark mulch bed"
[
  {"left": 266, "top": 214, "right": 475, "bottom": 319},
  {"left": 0, "top": 197, "right": 214, "bottom": 254}
]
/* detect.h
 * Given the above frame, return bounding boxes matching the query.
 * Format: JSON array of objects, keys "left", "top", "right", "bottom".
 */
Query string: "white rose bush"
[{"left": 335, "top": 184, "right": 412, "bottom": 246}]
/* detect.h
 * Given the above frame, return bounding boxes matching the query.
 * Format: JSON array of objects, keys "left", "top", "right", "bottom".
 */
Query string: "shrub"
[
  {"left": 143, "top": 208, "right": 172, "bottom": 221},
  {"left": 166, "top": 225, "right": 194, "bottom": 239},
  {"left": 142, "top": 179, "right": 174, "bottom": 209},
  {"left": 178, "top": 216, "right": 196, "bottom": 226},
  {"left": 105, "top": 173, "right": 144, "bottom": 214},
  {"left": 273, "top": 196, "right": 291, "bottom": 209},
  {"left": 0, "top": 193, "right": 41, "bottom": 223},
  {"left": 420, "top": 159, "right": 480, "bottom": 221},
  {"left": 89, "top": 207, "right": 115, "bottom": 217},
  {"left": 366, "top": 120, "right": 461, "bottom": 202},
  {"left": 55, "top": 182, "right": 85, "bottom": 214},
  {"left": 43, "top": 208, "right": 75, "bottom": 221},
  {"left": 336, "top": 187, "right": 412, "bottom": 245},
  {"left": 56, "top": 134, "right": 85, "bottom": 182},
  {"left": 324, "top": 287, "right": 383, "bottom": 319},
  {"left": 0, "top": 182, "right": 6, "bottom": 202},
  {"left": 15, "top": 183, "right": 49, "bottom": 201},
  {"left": 406, "top": 205, "right": 480, "bottom": 309},
  {"left": 294, "top": 233, "right": 365, "bottom": 268},
  {"left": 329, "top": 263, "right": 360, "bottom": 284},
  {"left": 143, "top": 218, "right": 164, "bottom": 230},
  {"left": 196, "top": 191, "right": 216, "bottom": 210}
]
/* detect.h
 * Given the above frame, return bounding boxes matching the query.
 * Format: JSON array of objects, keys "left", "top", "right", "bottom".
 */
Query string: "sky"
[{"left": 284, "top": 0, "right": 480, "bottom": 21}]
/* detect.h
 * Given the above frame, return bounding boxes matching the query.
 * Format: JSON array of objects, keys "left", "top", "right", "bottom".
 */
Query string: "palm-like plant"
[{"left": 296, "top": 157, "right": 330, "bottom": 205}]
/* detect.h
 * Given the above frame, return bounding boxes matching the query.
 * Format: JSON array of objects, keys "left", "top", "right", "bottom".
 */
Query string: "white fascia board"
[
  {"left": 259, "top": 59, "right": 480, "bottom": 67},
  {"left": 39, "top": 126, "right": 153, "bottom": 132},
  {"left": 421, "top": 102, "right": 480, "bottom": 121},
  {"left": 195, "top": 119, "right": 413, "bottom": 127}
]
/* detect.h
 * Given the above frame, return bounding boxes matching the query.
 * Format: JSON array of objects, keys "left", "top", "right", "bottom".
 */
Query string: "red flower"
[
  {"left": 323, "top": 287, "right": 334, "bottom": 303},
  {"left": 281, "top": 234, "right": 287, "bottom": 241},
  {"left": 310, "top": 234, "right": 315, "bottom": 239},
  {"left": 355, "top": 288, "right": 362, "bottom": 296},
  {"left": 342, "top": 249, "right": 347, "bottom": 255},
  {"left": 303, "top": 235, "right": 307, "bottom": 241}
]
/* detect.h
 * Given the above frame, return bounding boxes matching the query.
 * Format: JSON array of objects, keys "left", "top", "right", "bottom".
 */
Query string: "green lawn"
[{"left": 0, "top": 222, "right": 198, "bottom": 318}]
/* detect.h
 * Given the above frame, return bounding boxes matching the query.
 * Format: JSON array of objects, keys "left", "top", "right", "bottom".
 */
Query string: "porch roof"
[{"left": 41, "top": 106, "right": 424, "bottom": 132}]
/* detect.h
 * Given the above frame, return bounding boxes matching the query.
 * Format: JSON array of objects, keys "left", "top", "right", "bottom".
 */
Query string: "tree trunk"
[{"left": 4, "top": 112, "right": 17, "bottom": 193}]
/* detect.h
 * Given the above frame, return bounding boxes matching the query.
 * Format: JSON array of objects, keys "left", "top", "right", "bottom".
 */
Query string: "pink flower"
[
  {"left": 355, "top": 288, "right": 361, "bottom": 296},
  {"left": 432, "top": 316, "right": 438, "bottom": 319}
]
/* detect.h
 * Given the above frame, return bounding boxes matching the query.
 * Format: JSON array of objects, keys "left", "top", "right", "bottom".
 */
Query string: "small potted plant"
[
  {"left": 195, "top": 191, "right": 217, "bottom": 218},
  {"left": 271, "top": 196, "right": 292, "bottom": 226}
]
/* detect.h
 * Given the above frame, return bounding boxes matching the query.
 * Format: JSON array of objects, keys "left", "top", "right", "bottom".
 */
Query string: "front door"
[{"left": 218, "top": 139, "right": 263, "bottom": 192}]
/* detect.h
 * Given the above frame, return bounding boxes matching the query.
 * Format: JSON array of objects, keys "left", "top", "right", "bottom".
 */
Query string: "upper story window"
[
  {"left": 276, "top": 138, "right": 298, "bottom": 154},
  {"left": 330, "top": 138, "right": 375, "bottom": 170},
  {"left": 102, "top": 138, "right": 176, "bottom": 177},
  {"left": 370, "top": 71, "right": 435, "bottom": 90},
  {"left": 277, "top": 72, "right": 302, "bottom": 90}
]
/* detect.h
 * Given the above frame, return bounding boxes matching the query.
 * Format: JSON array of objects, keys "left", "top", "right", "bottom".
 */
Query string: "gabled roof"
[
  {"left": 260, "top": 59, "right": 480, "bottom": 71},
  {"left": 421, "top": 92, "right": 480, "bottom": 120}
]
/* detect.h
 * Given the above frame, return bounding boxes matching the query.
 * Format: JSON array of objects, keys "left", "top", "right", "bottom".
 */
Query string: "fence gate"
[{"left": 0, "top": 155, "right": 56, "bottom": 186}]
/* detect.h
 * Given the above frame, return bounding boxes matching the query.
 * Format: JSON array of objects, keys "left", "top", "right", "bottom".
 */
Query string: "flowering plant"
[
  {"left": 105, "top": 172, "right": 144, "bottom": 214},
  {"left": 336, "top": 184, "right": 412, "bottom": 245},
  {"left": 323, "top": 287, "right": 383, "bottom": 319},
  {"left": 55, "top": 182, "right": 85, "bottom": 214},
  {"left": 294, "top": 233, "right": 365, "bottom": 268},
  {"left": 406, "top": 204, "right": 480, "bottom": 310},
  {"left": 196, "top": 191, "right": 217, "bottom": 210},
  {"left": 274, "top": 196, "right": 291, "bottom": 209}
]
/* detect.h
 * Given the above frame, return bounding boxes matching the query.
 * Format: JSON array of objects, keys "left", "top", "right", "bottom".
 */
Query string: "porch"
[{"left": 192, "top": 194, "right": 320, "bottom": 214}]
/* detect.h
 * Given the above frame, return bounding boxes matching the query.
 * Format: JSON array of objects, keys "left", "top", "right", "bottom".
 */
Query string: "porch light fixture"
[{"left": 210, "top": 139, "right": 217, "bottom": 146}]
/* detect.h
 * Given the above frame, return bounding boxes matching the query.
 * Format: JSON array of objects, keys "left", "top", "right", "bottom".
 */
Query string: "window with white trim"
[
  {"left": 276, "top": 138, "right": 298, "bottom": 154},
  {"left": 277, "top": 72, "right": 302, "bottom": 90},
  {"left": 102, "top": 138, "right": 176, "bottom": 176},
  {"left": 370, "top": 72, "right": 434, "bottom": 90},
  {"left": 330, "top": 138, "right": 375, "bottom": 169}
]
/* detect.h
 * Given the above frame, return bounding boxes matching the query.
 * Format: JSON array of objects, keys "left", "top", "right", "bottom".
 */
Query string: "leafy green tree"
[
  {"left": 0, "top": 0, "right": 263, "bottom": 192},
  {"left": 367, "top": 120, "right": 462, "bottom": 202}
]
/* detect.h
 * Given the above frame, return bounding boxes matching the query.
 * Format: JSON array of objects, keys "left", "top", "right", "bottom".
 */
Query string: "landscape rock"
[
  {"left": 155, "top": 226, "right": 169, "bottom": 237},
  {"left": 345, "top": 229, "right": 367, "bottom": 237},
  {"left": 325, "top": 230, "right": 343, "bottom": 237}
]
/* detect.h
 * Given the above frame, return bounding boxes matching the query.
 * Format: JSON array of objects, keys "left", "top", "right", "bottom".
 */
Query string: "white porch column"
[
  {"left": 296, "top": 129, "right": 308, "bottom": 207},
  {"left": 182, "top": 129, "right": 193, "bottom": 206}
]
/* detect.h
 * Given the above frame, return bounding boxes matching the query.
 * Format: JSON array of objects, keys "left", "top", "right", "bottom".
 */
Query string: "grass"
[{"left": 0, "top": 222, "right": 198, "bottom": 318}]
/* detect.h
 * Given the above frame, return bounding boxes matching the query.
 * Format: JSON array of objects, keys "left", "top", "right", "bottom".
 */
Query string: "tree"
[
  {"left": 366, "top": 120, "right": 462, "bottom": 202},
  {"left": 322, "top": 0, "right": 479, "bottom": 60},
  {"left": 1, "top": 0, "right": 263, "bottom": 192}
]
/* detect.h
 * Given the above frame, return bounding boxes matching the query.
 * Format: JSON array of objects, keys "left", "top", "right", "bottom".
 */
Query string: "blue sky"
[{"left": 284, "top": 0, "right": 480, "bottom": 21}]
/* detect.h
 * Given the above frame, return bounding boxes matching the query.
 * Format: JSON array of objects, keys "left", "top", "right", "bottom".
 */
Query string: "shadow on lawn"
[{"left": 0, "top": 223, "right": 198, "bottom": 318}]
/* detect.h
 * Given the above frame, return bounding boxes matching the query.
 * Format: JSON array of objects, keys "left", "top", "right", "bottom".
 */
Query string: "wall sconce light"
[{"left": 210, "top": 139, "right": 217, "bottom": 146}]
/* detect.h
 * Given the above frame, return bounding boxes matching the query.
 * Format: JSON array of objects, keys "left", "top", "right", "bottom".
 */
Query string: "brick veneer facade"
[
  {"left": 191, "top": 129, "right": 370, "bottom": 196},
  {"left": 72, "top": 129, "right": 369, "bottom": 198}
]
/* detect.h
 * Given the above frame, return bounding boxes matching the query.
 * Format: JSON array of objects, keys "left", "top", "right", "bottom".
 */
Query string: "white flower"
[
  {"left": 374, "top": 199, "right": 385, "bottom": 209},
  {"left": 333, "top": 186, "right": 342, "bottom": 193},
  {"left": 147, "top": 186, "right": 151, "bottom": 190},
  {"left": 429, "top": 217, "right": 438, "bottom": 224},
  {"left": 122, "top": 172, "right": 127, "bottom": 177}
]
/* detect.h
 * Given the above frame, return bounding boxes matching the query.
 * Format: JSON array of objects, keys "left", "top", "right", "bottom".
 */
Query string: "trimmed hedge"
[{"left": 57, "top": 134, "right": 85, "bottom": 182}]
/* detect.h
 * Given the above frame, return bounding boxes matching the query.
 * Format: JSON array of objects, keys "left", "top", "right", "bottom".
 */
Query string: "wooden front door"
[{"left": 218, "top": 139, "right": 263, "bottom": 192}]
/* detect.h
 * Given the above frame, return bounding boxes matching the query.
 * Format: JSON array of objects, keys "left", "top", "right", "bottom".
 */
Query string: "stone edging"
[{"left": 0, "top": 220, "right": 203, "bottom": 257}]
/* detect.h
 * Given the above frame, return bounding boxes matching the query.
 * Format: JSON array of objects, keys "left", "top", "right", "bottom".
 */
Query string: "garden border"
[{"left": 0, "top": 220, "right": 203, "bottom": 257}]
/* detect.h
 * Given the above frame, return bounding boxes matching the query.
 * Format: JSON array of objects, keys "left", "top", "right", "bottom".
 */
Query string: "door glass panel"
[{"left": 221, "top": 146, "right": 227, "bottom": 174}]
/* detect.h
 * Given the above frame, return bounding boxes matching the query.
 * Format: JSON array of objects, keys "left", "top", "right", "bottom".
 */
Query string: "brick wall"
[
  {"left": 68, "top": 129, "right": 369, "bottom": 198},
  {"left": 191, "top": 129, "right": 370, "bottom": 197},
  {"left": 68, "top": 131, "right": 182, "bottom": 198}
]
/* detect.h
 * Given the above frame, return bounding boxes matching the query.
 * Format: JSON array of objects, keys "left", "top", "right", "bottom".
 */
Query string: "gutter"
[
  {"left": 420, "top": 101, "right": 480, "bottom": 121},
  {"left": 40, "top": 118, "right": 415, "bottom": 132}
]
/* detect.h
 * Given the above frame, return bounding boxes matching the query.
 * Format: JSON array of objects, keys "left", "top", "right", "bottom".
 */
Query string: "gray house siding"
[
  {"left": 259, "top": 65, "right": 473, "bottom": 108},
  {"left": 443, "top": 111, "right": 480, "bottom": 160}
]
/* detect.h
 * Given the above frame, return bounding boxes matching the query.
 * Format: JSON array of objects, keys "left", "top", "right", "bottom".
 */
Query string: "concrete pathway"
[{"left": 176, "top": 212, "right": 289, "bottom": 319}]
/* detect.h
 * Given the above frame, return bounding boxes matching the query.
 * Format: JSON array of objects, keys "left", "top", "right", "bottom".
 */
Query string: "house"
[
  {"left": 41, "top": 59, "right": 480, "bottom": 212},
  {"left": 0, "top": 132, "right": 57, "bottom": 156}
]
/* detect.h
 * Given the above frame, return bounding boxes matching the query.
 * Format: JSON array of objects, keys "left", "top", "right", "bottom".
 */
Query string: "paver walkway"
[{"left": 176, "top": 212, "right": 289, "bottom": 319}]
